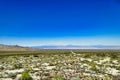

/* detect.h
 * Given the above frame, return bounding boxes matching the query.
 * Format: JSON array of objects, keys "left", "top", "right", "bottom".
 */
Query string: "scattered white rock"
[
  {"left": 45, "top": 66, "right": 56, "bottom": 70},
  {"left": 99, "top": 57, "right": 110, "bottom": 64},
  {"left": 15, "top": 74, "right": 22, "bottom": 80},
  {"left": 31, "top": 74, "right": 40, "bottom": 80},
  {"left": 41, "top": 63, "right": 49, "bottom": 66},
  {"left": 5, "top": 69, "right": 24, "bottom": 74},
  {"left": 0, "top": 78, "right": 13, "bottom": 80},
  {"left": 106, "top": 67, "right": 119, "bottom": 76},
  {"left": 64, "top": 69, "right": 75, "bottom": 73},
  {"left": 112, "top": 60, "right": 118, "bottom": 64},
  {"left": 71, "top": 77, "right": 80, "bottom": 80},
  {"left": 33, "top": 68, "right": 39, "bottom": 71}
]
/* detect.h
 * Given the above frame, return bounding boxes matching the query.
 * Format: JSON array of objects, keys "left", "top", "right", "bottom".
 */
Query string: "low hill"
[{"left": 0, "top": 44, "right": 36, "bottom": 51}]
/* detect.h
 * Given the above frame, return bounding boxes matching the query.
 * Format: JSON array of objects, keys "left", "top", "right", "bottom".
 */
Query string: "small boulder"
[{"left": 70, "top": 77, "right": 80, "bottom": 80}]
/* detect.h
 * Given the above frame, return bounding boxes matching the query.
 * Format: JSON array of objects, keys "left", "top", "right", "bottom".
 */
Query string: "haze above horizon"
[{"left": 0, "top": 0, "right": 120, "bottom": 46}]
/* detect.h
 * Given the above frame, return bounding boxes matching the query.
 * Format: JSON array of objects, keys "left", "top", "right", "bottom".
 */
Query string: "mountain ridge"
[
  {"left": 31, "top": 45, "right": 120, "bottom": 49},
  {"left": 0, "top": 44, "right": 36, "bottom": 51},
  {"left": 0, "top": 44, "right": 120, "bottom": 50}
]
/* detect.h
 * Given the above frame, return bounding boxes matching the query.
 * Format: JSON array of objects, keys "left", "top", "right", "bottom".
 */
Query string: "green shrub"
[
  {"left": 19, "top": 71, "right": 33, "bottom": 80},
  {"left": 13, "top": 63, "right": 22, "bottom": 69},
  {"left": 53, "top": 75, "right": 64, "bottom": 80}
]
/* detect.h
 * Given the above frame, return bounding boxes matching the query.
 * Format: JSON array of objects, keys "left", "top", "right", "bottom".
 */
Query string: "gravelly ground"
[{"left": 0, "top": 51, "right": 120, "bottom": 80}]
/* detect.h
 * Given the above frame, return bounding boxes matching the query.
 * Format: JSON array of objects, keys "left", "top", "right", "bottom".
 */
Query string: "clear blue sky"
[{"left": 0, "top": 0, "right": 120, "bottom": 46}]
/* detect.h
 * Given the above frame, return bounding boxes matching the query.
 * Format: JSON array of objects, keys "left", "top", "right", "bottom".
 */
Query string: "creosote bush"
[
  {"left": 53, "top": 75, "right": 64, "bottom": 80},
  {"left": 19, "top": 70, "right": 33, "bottom": 80}
]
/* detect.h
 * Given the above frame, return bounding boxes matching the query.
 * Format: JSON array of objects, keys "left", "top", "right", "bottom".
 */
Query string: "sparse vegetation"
[
  {"left": 19, "top": 70, "right": 33, "bottom": 80},
  {"left": 0, "top": 50, "right": 120, "bottom": 80}
]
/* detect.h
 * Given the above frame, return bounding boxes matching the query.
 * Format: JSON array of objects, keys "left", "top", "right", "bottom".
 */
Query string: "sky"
[{"left": 0, "top": 0, "right": 120, "bottom": 46}]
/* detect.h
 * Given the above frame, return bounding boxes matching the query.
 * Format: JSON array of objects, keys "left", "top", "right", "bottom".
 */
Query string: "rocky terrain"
[{"left": 0, "top": 51, "right": 120, "bottom": 80}]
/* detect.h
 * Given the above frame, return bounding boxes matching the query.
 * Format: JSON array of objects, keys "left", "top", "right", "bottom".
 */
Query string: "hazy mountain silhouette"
[{"left": 32, "top": 45, "right": 120, "bottom": 49}]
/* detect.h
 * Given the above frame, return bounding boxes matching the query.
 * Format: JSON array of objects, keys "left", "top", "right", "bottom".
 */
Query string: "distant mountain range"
[
  {"left": 0, "top": 44, "right": 120, "bottom": 50},
  {"left": 0, "top": 44, "right": 36, "bottom": 51},
  {"left": 32, "top": 45, "right": 120, "bottom": 49}
]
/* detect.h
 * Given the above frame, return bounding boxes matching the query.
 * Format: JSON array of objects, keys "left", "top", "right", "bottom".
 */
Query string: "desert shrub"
[
  {"left": 13, "top": 63, "right": 22, "bottom": 69},
  {"left": 0, "top": 74, "right": 3, "bottom": 78},
  {"left": 0, "top": 66, "right": 4, "bottom": 70},
  {"left": 53, "top": 75, "right": 64, "bottom": 80},
  {"left": 81, "top": 54, "right": 91, "bottom": 58},
  {"left": 112, "top": 75, "right": 120, "bottom": 80},
  {"left": 19, "top": 70, "right": 33, "bottom": 80},
  {"left": 89, "top": 61, "right": 99, "bottom": 72},
  {"left": 110, "top": 53, "right": 119, "bottom": 59}
]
